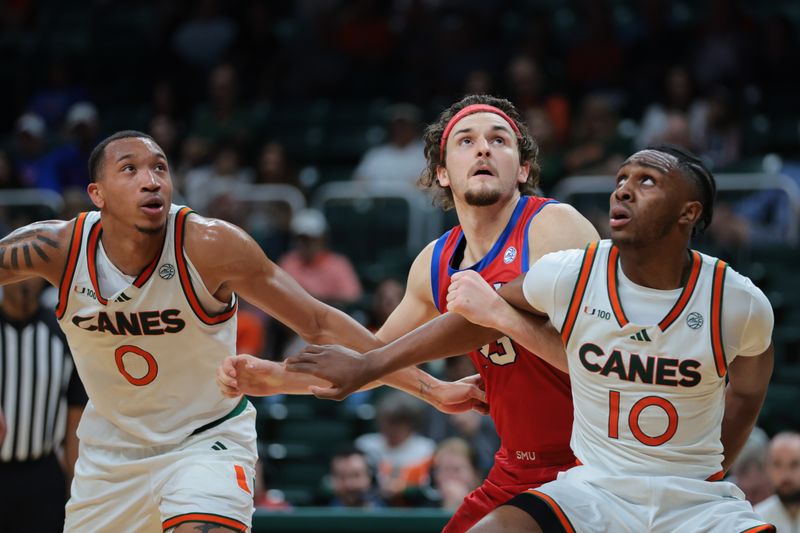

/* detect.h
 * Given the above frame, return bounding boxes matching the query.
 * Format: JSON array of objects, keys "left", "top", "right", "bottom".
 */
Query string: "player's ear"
[
  {"left": 436, "top": 166, "right": 450, "bottom": 187},
  {"left": 517, "top": 162, "right": 530, "bottom": 185},
  {"left": 679, "top": 200, "right": 703, "bottom": 227},
  {"left": 87, "top": 182, "right": 105, "bottom": 209}
]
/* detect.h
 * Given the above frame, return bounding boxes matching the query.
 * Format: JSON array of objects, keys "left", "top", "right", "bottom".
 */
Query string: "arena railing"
[{"left": 0, "top": 188, "right": 64, "bottom": 216}]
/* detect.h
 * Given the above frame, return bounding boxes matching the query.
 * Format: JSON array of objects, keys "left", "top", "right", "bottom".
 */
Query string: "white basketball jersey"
[
  {"left": 552, "top": 241, "right": 760, "bottom": 480},
  {"left": 56, "top": 205, "right": 243, "bottom": 448}
]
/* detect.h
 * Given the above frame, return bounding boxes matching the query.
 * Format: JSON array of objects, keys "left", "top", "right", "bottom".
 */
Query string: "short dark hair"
[
  {"left": 419, "top": 94, "right": 540, "bottom": 210},
  {"left": 88, "top": 130, "right": 157, "bottom": 182},
  {"left": 647, "top": 143, "right": 716, "bottom": 234},
  {"left": 331, "top": 445, "right": 369, "bottom": 465}
]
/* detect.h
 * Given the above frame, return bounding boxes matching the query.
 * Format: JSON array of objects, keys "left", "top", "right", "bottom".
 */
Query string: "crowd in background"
[{"left": 0, "top": 0, "right": 799, "bottom": 518}]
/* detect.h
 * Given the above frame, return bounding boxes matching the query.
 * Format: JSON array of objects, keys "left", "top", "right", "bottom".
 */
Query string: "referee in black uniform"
[{"left": 0, "top": 277, "right": 87, "bottom": 533}]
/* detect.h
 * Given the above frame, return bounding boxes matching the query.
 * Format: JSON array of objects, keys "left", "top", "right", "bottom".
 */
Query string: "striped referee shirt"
[{"left": 0, "top": 306, "right": 86, "bottom": 463}]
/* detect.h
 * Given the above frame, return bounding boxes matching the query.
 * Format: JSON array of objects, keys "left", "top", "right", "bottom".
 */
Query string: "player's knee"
[{"left": 468, "top": 505, "right": 543, "bottom": 533}]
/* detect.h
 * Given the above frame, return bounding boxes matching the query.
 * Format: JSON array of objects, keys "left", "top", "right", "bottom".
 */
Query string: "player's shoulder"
[
  {"left": 527, "top": 201, "right": 586, "bottom": 229},
  {"left": 537, "top": 246, "right": 590, "bottom": 270},
  {"left": 183, "top": 211, "right": 247, "bottom": 247}
]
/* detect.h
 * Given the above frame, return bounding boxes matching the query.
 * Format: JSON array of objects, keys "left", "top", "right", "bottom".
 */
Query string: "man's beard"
[
  {"left": 135, "top": 223, "right": 165, "bottom": 235},
  {"left": 777, "top": 487, "right": 800, "bottom": 505},
  {"left": 465, "top": 187, "right": 502, "bottom": 207}
]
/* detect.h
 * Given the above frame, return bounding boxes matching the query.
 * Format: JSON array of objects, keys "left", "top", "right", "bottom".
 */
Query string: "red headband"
[{"left": 439, "top": 104, "right": 522, "bottom": 159}]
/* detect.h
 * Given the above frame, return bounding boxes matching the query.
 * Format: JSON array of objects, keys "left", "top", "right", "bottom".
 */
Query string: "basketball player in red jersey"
[
  {"left": 222, "top": 95, "right": 599, "bottom": 532},
  {"left": 0, "top": 131, "right": 485, "bottom": 533}
]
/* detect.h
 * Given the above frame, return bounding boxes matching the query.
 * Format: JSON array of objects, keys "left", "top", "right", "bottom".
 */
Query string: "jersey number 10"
[{"left": 608, "top": 390, "right": 679, "bottom": 446}]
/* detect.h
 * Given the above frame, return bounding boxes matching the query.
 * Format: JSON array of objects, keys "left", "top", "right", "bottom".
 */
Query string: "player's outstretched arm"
[
  {"left": 0, "top": 220, "right": 72, "bottom": 287},
  {"left": 184, "top": 215, "right": 380, "bottom": 352},
  {"left": 284, "top": 242, "right": 500, "bottom": 401},
  {"left": 192, "top": 219, "right": 486, "bottom": 411},
  {"left": 720, "top": 344, "right": 774, "bottom": 473}
]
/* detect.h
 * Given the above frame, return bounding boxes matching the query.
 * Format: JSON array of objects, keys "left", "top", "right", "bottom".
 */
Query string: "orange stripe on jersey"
[
  {"left": 706, "top": 470, "right": 725, "bottom": 481},
  {"left": 710, "top": 260, "right": 728, "bottom": 377},
  {"left": 606, "top": 245, "right": 628, "bottom": 327},
  {"left": 561, "top": 242, "right": 598, "bottom": 346},
  {"left": 174, "top": 208, "right": 237, "bottom": 325},
  {"left": 525, "top": 490, "right": 576, "bottom": 533},
  {"left": 739, "top": 525, "right": 776, "bottom": 533},
  {"left": 86, "top": 221, "right": 108, "bottom": 305},
  {"left": 234, "top": 465, "right": 251, "bottom": 494},
  {"left": 162, "top": 513, "right": 247, "bottom": 532},
  {"left": 56, "top": 212, "right": 88, "bottom": 319},
  {"left": 658, "top": 250, "right": 702, "bottom": 331}
]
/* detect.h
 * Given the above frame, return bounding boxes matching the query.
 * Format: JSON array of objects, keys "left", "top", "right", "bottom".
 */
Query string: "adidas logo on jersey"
[{"left": 630, "top": 329, "right": 652, "bottom": 342}]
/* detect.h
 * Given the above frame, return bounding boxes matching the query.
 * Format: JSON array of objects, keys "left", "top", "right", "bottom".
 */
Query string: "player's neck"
[
  {"left": 455, "top": 194, "right": 519, "bottom": 264},
  {"left": 99, "top": 217, "right": 166, "bottom": 277},
  {"left": 616, "top": 241, "right": 692, "bottom": 290}
]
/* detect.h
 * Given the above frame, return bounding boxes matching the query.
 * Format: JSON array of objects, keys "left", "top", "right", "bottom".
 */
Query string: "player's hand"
[
  {"left": 216, "top": 354, "right": 284, "bottom": 398},
  {"left": 432, "top": 374, "right": 489, "bottom": 415},
  {"left": 284, "top": 344, "right": 376, "bottom": 401},
  {"left": 447, "top": 270, "right": 504, "bottom": 329}
]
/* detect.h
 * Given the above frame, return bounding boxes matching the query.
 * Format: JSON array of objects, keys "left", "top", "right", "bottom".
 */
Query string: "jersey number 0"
[{"left": 115, "top": 345, "right": 159, "bottom": 386}]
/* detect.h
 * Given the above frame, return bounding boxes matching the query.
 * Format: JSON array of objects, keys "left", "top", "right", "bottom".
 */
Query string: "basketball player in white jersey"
[
  {"left": 0, "top": 130, "right": 486, "bottom": 532},
  {"left": 445, "top": 145, "right": 776, "bottom": 532}
]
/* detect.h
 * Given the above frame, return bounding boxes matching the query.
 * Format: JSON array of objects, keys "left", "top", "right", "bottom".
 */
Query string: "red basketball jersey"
[{"left": 431, "top": 196, "right": 574, "bottom": 460}]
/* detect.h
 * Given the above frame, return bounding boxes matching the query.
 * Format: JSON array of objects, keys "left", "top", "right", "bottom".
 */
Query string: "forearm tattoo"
[
  {"left": 418, "top": 378, "right": 433, "bottom": 399},
  {"left": 0, "top": 226, "right": 60, "bottom": 270}
]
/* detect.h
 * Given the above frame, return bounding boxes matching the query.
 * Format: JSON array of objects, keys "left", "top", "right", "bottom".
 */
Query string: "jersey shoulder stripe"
[
  {"left": 174, "top": 208, "right": 237, "bottom": 325},
  {"left": 711, "top": 259, "right": 728, "bottom": 377},
  {"left": 56, "top": 212, "right": 88, "bottom": 319},
  {"left": 561, "top": 241, "right": 599, "bottom": 345}
]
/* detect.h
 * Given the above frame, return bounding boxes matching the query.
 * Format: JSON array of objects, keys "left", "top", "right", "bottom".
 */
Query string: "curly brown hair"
[{"left": 418, "top": 95, "right": 540, "bottom": 210}]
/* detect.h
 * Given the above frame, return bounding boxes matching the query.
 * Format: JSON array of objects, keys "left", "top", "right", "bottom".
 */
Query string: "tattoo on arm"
[
  {"left": 418, "top": 378, "right": 433, "bottom": 399},
  {"left": 0, "top": 227, "right": 60, "bottom": 270}
]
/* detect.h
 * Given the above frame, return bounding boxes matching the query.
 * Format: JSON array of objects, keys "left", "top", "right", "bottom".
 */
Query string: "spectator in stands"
[
  {"left": 694, "top": 86, "right": 742, "bottom": 169},
  {"left": 0, "top": 277, "right": 87, "bottom": 533},
  {"left": 507, "top": 56, "right": 570, "bottom": 144},
  {"left": 755, "top": 432, "right": 800, "bottom": 531},
  {"left": 424, "top": 356, "right": 499, "bottom": 474},
  {"left": 255, "top": 141, "right": 298, "bottom": 187},
  {"left": 367, "top": 278, "right": 404, "bottom": 333},
  {"left": 731, "top": 426, "right": 773, "bottom": 506},
  {"left": 328, "top": 446, "right": 384, "bottom": 508},
  {"left": 353, "top": 103, "right": 425, "bottom": 187},
  {"left": 12, "top": 113, "right": 58, "bottom": 191},
  {"left": 355, "top": 391, "right": 436, "bottom": 505},
  {"left": 430, "top": 438, "right": 481, "bottom": 511},
  {"left": 279, "top": 208, "right": 362, "bottom": 305},
  {"left": 190, "top": 63, "right": 252, "bottom": 146},
  {"left": 48, "top": 101, "right": 100, "bottom": 190},
  {"left": 563, "top": 94, "right": 630, "bottom": 175},
  {"left": 635, "top": 65, "right": 707, "bottom": 151},
  {"left": 148, "top": 114, "right": 181, "bottom": 164},
  {"left": 171, "top": 0, "right": 237, "bottom": 69},
  {"left": 525, "top": 107, "right": 565, "bottom": 192},
  {"left": 183, "top": 141, "right": 253, "bottom": 213},
  {"left": 27, "top": 59, "right": 89, "bottom": 129}
]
